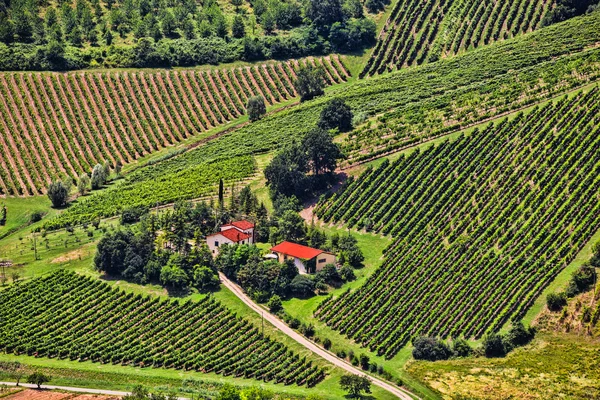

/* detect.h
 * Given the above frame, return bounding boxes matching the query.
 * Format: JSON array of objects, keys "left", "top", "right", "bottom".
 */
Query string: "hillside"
[
  {"left": 0, "top": 56, "right": 348, "bottom": 196},
  {"left": 315, "top": 87, "right": 600, "bottom": 357}
]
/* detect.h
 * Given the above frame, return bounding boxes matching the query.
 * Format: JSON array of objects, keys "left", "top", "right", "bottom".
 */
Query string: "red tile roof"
[
  {"left": 223, "top": 220, "right": 255, "bottom": 230},
  {"left": 270, "top": 241, "right": 324, "bottom": 260},
  {"left": 208, "top": 228, "right": 251, "bottom": 243}
]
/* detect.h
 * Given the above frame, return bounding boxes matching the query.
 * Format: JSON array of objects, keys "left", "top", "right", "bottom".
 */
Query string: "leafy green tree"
[
  {"left": 198, "top": 19, "right": 212, "bottom": 37},
  {"left": 318, "top": 98, "right": 353, "bottom": 132},
  {"left": 14, "top": 11, "right": 33, "bottom": 42},
  {"left": 0, "top": 204, "right": 6, "bottom": 226},
  {"left": 452, "top": 338, "right": 472, "bottom": 357},
  {"left": 566, "top": 264, "right": 597, "bottom": 297},
  {"left": 0, "top": 14, "right": 15, "bottom": 43},
  {"left": 339, "top": 374, "right": 371, "bottom": 398},
  {"left": 264, "top": 142, "right": 309, "bottom": 198},
  {"left": 290, "top": 275, "right": 315, "bottom": 297},
  {"left": 232, "top": 14, "right": 245, "bottom": 38},
  {"left": 277, "top": 210, "right": 306, "bottom": 243},
  {"left": 302, "top": 127, "right": 342, "bottom": 176},
  {"left": 482, "top": 333, "right": 507, "bottom": 357},
  {"left": 91, "top": 163, "right": 106, "bottom": 190},
  {"left": 240, "top": 387, "right": 273, "bottom": 400},
  {"left": 546, "top": 292, "right": 567, "bottom": 311},
  {"left": 78, "top": 173, "right": 90, "bottom": 196},
  {"left": 294, "top": 65, "right": 326, "bottom": 101},
  {"left": 161, "top": 10, "right": 177, "bottom": 37},
  {"left": 214, "top": 14, "right": 228, "bottom": 38},
  {"left": 261, "top": 11, "right": 275, "bottom": 34},
  {"left": 160, "top": 263, "right": 189, "bottom": 289},
  {"left": 305, "top": 0, "right": 344, "bottom": 29},
  {"left": 247, "top": 95, "right": 266, "bottom": 121},
  {"left": 336, "top": 234, "right": 364, "bottom": 268},
  {"left": 47, "top": 180, "right": 69, "bottom": 208},
  {"left": 193, "top": 265, "right": 220, "bottom": 291},
  {"left": 26, "top": 372, "right": 50, "bottom": 389},
  {"left": 216, "top": 384, "right": 241, "bottom": 400},
  {"left": 339, "top": 264, "right": 355, "bottom": 282},
  {"left": 412, "top": 336, "right": 452, "bottom": 361},
  {"left": 506, "top": 321, "right": 535, "bottom": 348},
  {"left": 267, "top": 294, "right": 282, "bottom": 313}
]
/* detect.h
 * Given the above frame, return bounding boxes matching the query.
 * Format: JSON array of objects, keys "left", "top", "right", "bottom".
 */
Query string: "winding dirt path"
[{"left": 219, "top": 274, "right": 416, "bottom": 400}]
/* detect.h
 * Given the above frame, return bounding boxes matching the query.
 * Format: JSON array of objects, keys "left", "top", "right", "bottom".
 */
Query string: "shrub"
[
  {"left": 547, "top": 292, "right": 567, "bottom": 311},
  {"left": 267, "top": 294, "right": 282, "bottom": 313},
  {"left": 412, "top": 336, "right": 452, "bottom": 361},
  {"left": 323, "top": 338, "right": 332, "bottom": 350},
  {"left": 483, "top": 333, "right": 507, "bottom": 357},
  {"left": 247, "top": 95, "right": 266, "bottom": 122},
  {"left": 452, "top": 338, "right": 472, "bottom": 357},
  {"left": 506, "top": 321, "right": 535, "bottom": 348},
  {"left": 47, "top": 181, "right": 69, "bottom": 208}
]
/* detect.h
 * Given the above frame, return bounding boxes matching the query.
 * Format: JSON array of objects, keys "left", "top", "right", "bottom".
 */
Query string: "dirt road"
[{"left": 218, "top": 273, "right": 416, "bottom": 400}]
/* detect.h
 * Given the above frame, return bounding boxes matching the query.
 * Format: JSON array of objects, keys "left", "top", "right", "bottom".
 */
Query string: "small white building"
[
  {"left": 206, "top": 220, "right": 255, "bottom": 255},
  {"left": 270, "top": 241, "right": 336, "bottom": 274}
]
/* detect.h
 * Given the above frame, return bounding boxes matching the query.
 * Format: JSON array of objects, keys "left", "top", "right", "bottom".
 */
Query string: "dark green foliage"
[
  {"left": 542, "top": 0, "right": 599, "bottom": 26},
  {"left": 412, "top": 337, "right": 452, "bottom": 361},
  {"left": 565, "top": 264, "right": 597, "bottom": 297},
  {"left": 120, "top": 206, "right": 149, "bottom": 225},
  {"left": 329, "top": 18, "right": 376, "bottom": 52},
  {"left": 305, "top": 0, "right": 344, "bottom": 29},
  {"left": 318, "top": 98, "right": 353, "bottom": 132},
  {"left": 47, "top": 181, "right": 69, "bottom": 208},
  {"left": 591, "top": 241, "right": 600, "bottom": 267},
  {"left": 339, "top": 264, "right": 356, "bottom": 282},
  {"left": 482, "top": 333, "right": 507, "bottom": 357},
  {"left": 247, "top": 95, "right": 267, "bottom": 122},
  {"left": 452, "top": 338, "right": 472, "bottom": 357},
  {"left": 290, "top": 275, "right": 316, "bottom": 297},
  {"left": 547, "top": 292, "right": 568, "bottom": 311},
  {"left": 26, "top": 371, "right": 50, "bottom": 389},
  {"left": 264, "top": 142, "right": 309, "bottom": 198},
  {"left": 0, "top": 204, "right": 6, "bottom": 226},
  {"left": 302, "top": 127, "right": 343, "bottom": 176},
  {"left": 506, "top": 321, "right": 535, "bottom": 348},
  {"left": 231, "top": 15, "right": 245, "bottom": 39},
  {"left": 294, "top": 64, "right": 326, "bottom": 102},
  {"left": 315, "top": 263, "right": 341, "bottom": 286},
  {"left": 267, "top": 294, "right": 282, "bottom": 313},
  {"left": 339, "top": 374, "right": 371, "bottom": 398},
  {"left": 335, "top": 234, "right": 364, "bottom": 268},
  {"left": 193, "top": 265, "right": 220, "bottom": 291}
]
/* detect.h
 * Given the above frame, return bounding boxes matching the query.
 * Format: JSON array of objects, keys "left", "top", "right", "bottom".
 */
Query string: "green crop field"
[
  {"left": 315, "top": 87, "right": 600, "bottom": 358},
  {"left": 0, "top": 270, "right": 324, "bottom": 386}
]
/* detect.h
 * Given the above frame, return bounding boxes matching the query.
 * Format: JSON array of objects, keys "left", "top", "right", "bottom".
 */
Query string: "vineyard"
[
  {"left": 0, "top": 270, "right": 325, "bottom": 386},
  {"left": 362, "top": 0, "right": 554, "bottom": 76},
  {"left": 0, "top": 56, "right": 349, "bottom": 197},
  {"left": 43, "top": 155, "right": 255, "bottom": 230},
  {"left": 315, "top": 87, "right": 600, "bottom": 358}
]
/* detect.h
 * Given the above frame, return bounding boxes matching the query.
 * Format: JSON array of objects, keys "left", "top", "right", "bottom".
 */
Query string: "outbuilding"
[
  {"left": 270, "top": 241, "right": 336, "bottom": 274},
  {"left": 207, "top": 227, "right": 252, "bottom": 255}
]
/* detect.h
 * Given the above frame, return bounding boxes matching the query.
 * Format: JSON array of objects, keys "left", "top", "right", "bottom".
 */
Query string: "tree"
[
  {"left": 339, "top": 374, "right": 371, "bottom": 398},
  {"left": 0, "top": 204, "right": 6, "bottom": 226},
  {"left": 566, "top": 264, "right": 597, "bottom": 297},
  {"left": 305, "top": 0, "right": 344, "bottom": 29},
  {"left": 47, "top": 180, "right": 69, "bottom": 208},
  {"left": 91, "top": 163, "right": 106, "bottom": 189},
  {"left": 231, "top": 15, "right": 245, "bottom": 38},
  {"left": 452, "top": 338, "right": 472, "bottom": 357},
  {"left": 264, "top": 142, "right": 309, "bottom": 198},
  {"left": 337, "top": 234, "right": 364, "bottom": 268},
  {"left": 218, "top": 178, "right": 224, "bottom": 207},
  {"left": 115, "top": 160, "right": 123, "bottom": 176},
  {"left": 546, "top": 292, "right": 567, "bottom": 311},
  {"left": 412, "top": 336, "right": 452, "bottom": 361},
  {"left": 160, "top": 263, "right": 188, "bottom": 289},
  {"left": 26, "top": 372, "right": 50, "bottom": 389},
  {"left": 506, "top": 321, "right": 535, "bottom": 348},
  {"left": 193, "top": 265, "right": 220, "bottom": 291},
  {"left": 302, "top": 127, "right": 342, "bottom": 176},
  {"left": 240, "top": 387, "right": 273, "bottom": 400},
  {"left": 0, "top": 14, "right": 15, "bottom": 43},
  {"left": 247, "top": 95, "right": 266, "bottom": 121},
  {"left": 78, "top": 173, "right": 90, "bottom": 196},
  {"left": 276, "top": 210, "right": 306, "bottom": 243},
  {"left": 339, "top": 264, "right": 355, "bottom": 282},
  {"left": 0, "top": 362, "right": 24, "bottom": 385},
  {"left": 482, "top": 333, "right": 507, "bottom": 357},
  {"left": 294, "top": 65, "right": 326, "bottom": 101},
  {"left": 216, "top": 384, "right": 241, "bottom": 400},
  {"left": 290, "top": 275, "right": 315, "bottom": 297},
  {"left": 318, "top": 98, "right": 353, "bottom": 132},
  {"left": 267, "top": 294, "right": 282, "bottom": 313},
  {"left": 161, "top": 10, "right": 177, "bottom": 37}
]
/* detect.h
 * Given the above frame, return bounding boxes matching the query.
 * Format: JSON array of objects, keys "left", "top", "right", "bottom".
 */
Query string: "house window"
[
  {"left": 318, "top": 258, "right": 327, "bottom": 263},
  {"left": 215, "top": 241, "right": 219, "bottom": 247}
]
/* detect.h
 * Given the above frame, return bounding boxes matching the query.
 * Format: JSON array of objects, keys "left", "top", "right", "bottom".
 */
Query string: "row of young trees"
[{"left": 47, "top": 161, "right": 121, "bottom": 208}]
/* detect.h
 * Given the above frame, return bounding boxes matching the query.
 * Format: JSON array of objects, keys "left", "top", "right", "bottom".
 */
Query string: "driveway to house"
[{"left": 218, "top": 273, "right": 417, "bottom": 400}]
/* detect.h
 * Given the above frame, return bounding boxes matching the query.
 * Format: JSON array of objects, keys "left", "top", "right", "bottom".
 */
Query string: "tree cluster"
[
  {"left": 541, "top": 0, "right": 600, "bottom": 26},
  {"left": 265, "top": 99, "right": 352, "bottom": 200},
  {"left": 547, "top": 260, "right": 597, "bottom": 311},
  {"left": 0, "top": 0, "right": 377, "bottom": 71},
  {"left": 413, "top": 321, "right": 535, "bottom": 361}
]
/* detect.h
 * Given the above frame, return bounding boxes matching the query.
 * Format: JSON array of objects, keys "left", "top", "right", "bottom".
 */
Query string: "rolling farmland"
[
  {"left": 362, "top": 0, "right": 554, "bottom": 77},
  {"left": 0, "top": 270, "right": 325, "bottom": 386},
  {"left": 315, "top": 87, "right": 600, "bottom": 358},
  {"left": 0, "top": 56, "right": 349, "bottom": 197}
]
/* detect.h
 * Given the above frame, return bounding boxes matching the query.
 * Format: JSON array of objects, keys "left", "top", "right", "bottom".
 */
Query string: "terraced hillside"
[
  {"left": 0, "top": 56, "right": 349, "bottom": 197},
  {"left": 315, "top": 87, "right": 600, "bottom": 358},
  {"left": 0, "top": 270, "right": 325, "bottom": 386},
  {"left": 362, "top": 0, "right": 554, "bottom": 76}
]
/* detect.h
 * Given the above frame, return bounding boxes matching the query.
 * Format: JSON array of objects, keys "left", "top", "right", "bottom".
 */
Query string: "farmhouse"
[
  {"left": 270, "top": 241, "right": 336, "bottom": 274},
  {"left": 207, "top": 220, "right": 255, "bottom": 254}
]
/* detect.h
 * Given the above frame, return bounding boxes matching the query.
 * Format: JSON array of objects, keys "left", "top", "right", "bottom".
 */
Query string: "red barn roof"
[
  {"left": 208, "top": 228, "right": 251, "bottom": 243},
  {"left": 223, "top": 220, "right": 255, "bottom": 230},
  {"left": 270, "top": 241, "right": 325, "bottom": 260}
]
